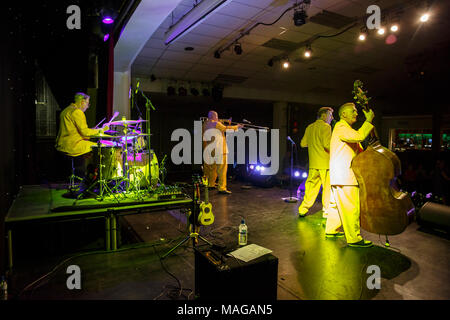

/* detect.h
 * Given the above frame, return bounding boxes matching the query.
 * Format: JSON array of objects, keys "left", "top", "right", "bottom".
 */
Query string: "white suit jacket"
[{"left": 329, "top": 120, "right": 374, "bottom": 186}]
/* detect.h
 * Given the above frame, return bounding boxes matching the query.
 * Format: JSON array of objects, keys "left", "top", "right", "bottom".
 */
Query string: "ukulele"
[{"left": 198, "top": 177, "right": 215, "bottom": 226}]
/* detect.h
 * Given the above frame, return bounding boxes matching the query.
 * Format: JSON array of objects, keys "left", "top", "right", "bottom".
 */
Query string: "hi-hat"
[{"left": 109, "top": 119, "right": 148, "bottom": 125}]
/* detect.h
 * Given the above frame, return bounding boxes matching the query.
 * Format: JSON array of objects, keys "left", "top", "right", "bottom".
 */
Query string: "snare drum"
[
  {"left": 128, "top": 150, "right": 159, "bottom": 187},
  {"left": 91, "top": 146, "right": 123, "bottom": 180}
]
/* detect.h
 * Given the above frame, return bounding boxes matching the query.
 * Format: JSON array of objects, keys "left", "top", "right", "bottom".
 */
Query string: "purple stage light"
[
  {"left": 102, "top": 17, "right": 114, "bottom": 24},
  {"left": 103, "top": 34, "right": 110, "bottom": 42}
]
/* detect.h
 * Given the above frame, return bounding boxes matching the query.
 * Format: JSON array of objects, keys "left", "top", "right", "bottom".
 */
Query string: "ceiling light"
[
  {"left": 234, "top": 43, "right": 242, "bottom": 55},
  {"left": 164, "top": 0, "right": 230, "bottom": 45},
  {"left": 304, "top": 45, "right": 312, "bottom": 58},
  {"left": 420, "top": 13, "right": 430, "bottom": 22},
  {"left": 377, "top": 27, "right": 385, "bottom": 35},
  {"left": 358, "top": 33, "right": 366, "bottom": 41},
  {"left": 282, "top": 60, "right": 290, "bottom": 69},
  {"left": 390, "top": 24, "right": 399, "bottom": 32}
]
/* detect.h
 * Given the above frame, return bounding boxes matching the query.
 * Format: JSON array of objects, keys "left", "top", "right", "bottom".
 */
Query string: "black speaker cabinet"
[{"left": 194, "top": 246, "right": 278, "bottom": 300}]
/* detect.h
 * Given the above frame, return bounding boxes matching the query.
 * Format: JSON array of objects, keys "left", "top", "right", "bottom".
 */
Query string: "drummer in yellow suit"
[
  {"left": 298, "top": 107, "right": 334, "bottom": 218},
  {"left": 56, "top": 92, "right": 109, "bottom": 181},
  {"left": 203, "top": 110, "right": 242, "bottom": 194},
  {"left": 325, "top": 102, "right": 374, "bottom": 248}
]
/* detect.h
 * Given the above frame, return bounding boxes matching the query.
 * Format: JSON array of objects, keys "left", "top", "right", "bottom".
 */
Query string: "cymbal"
[
  {"left": 89, "top": 134, "right": 116, "bottom": 139},
  {"left": 127, "top": 133, "right": 151, "bottom": 137},
  {"left": 109, "top": 119, "right": 148, "bottom": 125}
]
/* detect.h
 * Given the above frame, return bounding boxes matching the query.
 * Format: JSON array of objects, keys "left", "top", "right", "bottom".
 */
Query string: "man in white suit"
[{"left": 325, "top": 102, "right": 375, "bottom": 248}]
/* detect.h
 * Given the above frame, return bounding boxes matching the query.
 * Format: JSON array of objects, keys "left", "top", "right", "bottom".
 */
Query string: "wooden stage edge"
[{"left": 4, "top": 184, "right": 193, "bottom": 270}]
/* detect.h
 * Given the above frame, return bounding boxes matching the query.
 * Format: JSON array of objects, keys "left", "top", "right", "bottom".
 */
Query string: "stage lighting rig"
[
  {"left": 293, "top": 0, "right": 311, "bottom": 26},
  {"left": 234, "top": 43, "right": 243, "bottom": 55}
]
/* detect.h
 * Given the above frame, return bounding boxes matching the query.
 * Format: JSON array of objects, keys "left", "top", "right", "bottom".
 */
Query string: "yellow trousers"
[
  {"left": 325, "top": 185, "right": 363, "bottom": 244},
  {"left": 298, "top": 169, "right": 330, "bottom": 218},
  {"left": 203, "top": 155, "right": 228, "bottom": 191}
]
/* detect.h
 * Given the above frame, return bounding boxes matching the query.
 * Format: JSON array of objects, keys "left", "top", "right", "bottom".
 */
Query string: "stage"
[{"left": 5, "top": 180, "right": 450, "bottom": 300}]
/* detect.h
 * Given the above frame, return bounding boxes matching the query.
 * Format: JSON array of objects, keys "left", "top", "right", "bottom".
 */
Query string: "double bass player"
[{"left": 325, "top": 102, "right": 375, "bottom": 248}]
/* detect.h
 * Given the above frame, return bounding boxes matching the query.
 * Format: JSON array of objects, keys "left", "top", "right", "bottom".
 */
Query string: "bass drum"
[
  {"left": 91, "top": 146, "right": 123, "bottom": 180},
  {"left": 127, "top": 150, "right": 159, "bottom": 187}
]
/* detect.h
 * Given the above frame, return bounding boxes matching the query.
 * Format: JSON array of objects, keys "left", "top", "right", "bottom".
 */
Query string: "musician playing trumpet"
[{"left": 203, "top": 110, "right": 242, "bottom": 194}]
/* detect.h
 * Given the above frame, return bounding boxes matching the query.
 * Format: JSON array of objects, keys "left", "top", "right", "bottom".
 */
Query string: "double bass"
[{"left": 351, "top": 80, "right": 415, "bottom": 235}]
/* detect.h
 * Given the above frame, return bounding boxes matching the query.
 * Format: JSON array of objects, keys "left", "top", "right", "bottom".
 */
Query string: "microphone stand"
[
  {"left": 284, "top": 137, "right": 298, "bottom": 203},
  {"left": 136, "top": 87, "right": 156, "bottom": 189}
]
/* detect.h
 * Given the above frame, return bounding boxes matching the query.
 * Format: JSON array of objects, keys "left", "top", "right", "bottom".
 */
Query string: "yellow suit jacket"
[
  {"left": 203, "top": 120, "right": 239, "bottom": 155},
  {"left": 55, "top": 104, "right": 102, "bottom": 157},
  {"left": 300, "top": 119, "right": 331, "bottom": 169},
  {"left": 329, "top": 120, "right": 374, "bottom": 186}
]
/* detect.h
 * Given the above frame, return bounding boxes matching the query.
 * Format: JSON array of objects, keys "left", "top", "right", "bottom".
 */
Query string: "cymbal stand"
[
  {"left": 129, "top": 137, "right": 146, "bottom": 200},
  {"left": 73, "top": 140, "right": 120, "bottom": 204},
  {"left": 117, "top": 125, "right": 142, "bottom": 199}
]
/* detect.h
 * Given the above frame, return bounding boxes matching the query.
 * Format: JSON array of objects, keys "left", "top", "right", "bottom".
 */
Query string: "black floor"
[{"left": 6, "top": 179, "right": 450, "bottom": 300}]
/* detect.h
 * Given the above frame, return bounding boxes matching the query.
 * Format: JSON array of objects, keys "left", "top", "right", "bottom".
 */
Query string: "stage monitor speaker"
[
  {"left": 194, "top": 246, "right": 278, "bottom": 300},
  {"left": 417, "top": 201, "right": 450, "bottom": 232}
]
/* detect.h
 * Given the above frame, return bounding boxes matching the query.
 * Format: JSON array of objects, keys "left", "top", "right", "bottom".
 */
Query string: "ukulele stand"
[{"left": 161, "top": 175, "right": 212, "bottom": 260}]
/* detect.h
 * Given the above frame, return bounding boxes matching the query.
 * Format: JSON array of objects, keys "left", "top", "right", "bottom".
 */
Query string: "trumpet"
[{"left": 199, "top": 117, "right": 269, "bottom": 131}]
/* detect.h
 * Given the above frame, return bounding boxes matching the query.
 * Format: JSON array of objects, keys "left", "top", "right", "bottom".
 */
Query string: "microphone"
[
  {"left": 287, "top": 136, "right": 296, "bottom": 145},
  {"left": 135, "top": 81, "right": 140, "bottom": 94}
]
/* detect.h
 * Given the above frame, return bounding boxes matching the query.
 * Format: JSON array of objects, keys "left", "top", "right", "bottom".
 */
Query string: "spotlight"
[
  {"left": 249, "top": 165, "right": 255, "bottom": 170},
  {"left": 420, "top": 13, "right": 430, "bottom": 22},
  {"left": 102, "top": 17, "right": 114, "bottom": 24},
  {"left": 100, "top": 8, "right": 117, "bottom": 25},
  {"left": 294, "top": 171, "right": 300, "bottom": 177},
  {"left": 167, "top": 86, "right": 176, "bottom": 96},
  {"left": 358, "top": 33, "right": 366, "bottom": 41},
  {"left": 302, "top": 172, "right": 307, "bottom": 178},
  {"left": 267, "top": 59, "right": 274, "bottom": 67},
  {"left": 214, "top": 50, "right": 221, "bottom": 59},
  {"left": 282, "top": 60, "right": 290, "bottom": 69},
  {"left": 256, "top": 165, "right": 261, "bottom": 171},
  {"left": 390, "top": 24, "right": 399, "bottom": 32},
  {"left": 178, "top": 87, "right": 187, "bottom": 96},
  {"left": 190, "top": 88, "right": 199, "bottom": 96},
  {"left": 293, "top": 9, "right": 307, "bottom": 26},
  {"left": 377, "top": 27, "right": 385, "bottom": 35},
  {"left": 304, "top": 45, "right": 312, "bottom": 58},
  {"left": 103, "top": 34, "right": 110, "bottom": 42},
  {"left": 234, "top": 43, "right": 242, "bottom": 55}
]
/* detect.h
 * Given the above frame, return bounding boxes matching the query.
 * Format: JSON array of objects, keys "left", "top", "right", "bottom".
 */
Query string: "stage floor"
[{"left": 6, "top": 180, "right": 450, "bottom": 300}]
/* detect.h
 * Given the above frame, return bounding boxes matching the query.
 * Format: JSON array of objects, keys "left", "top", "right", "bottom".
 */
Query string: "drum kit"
[{"left": 77, "top": 118, "right": 160, "bottom": 202}]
